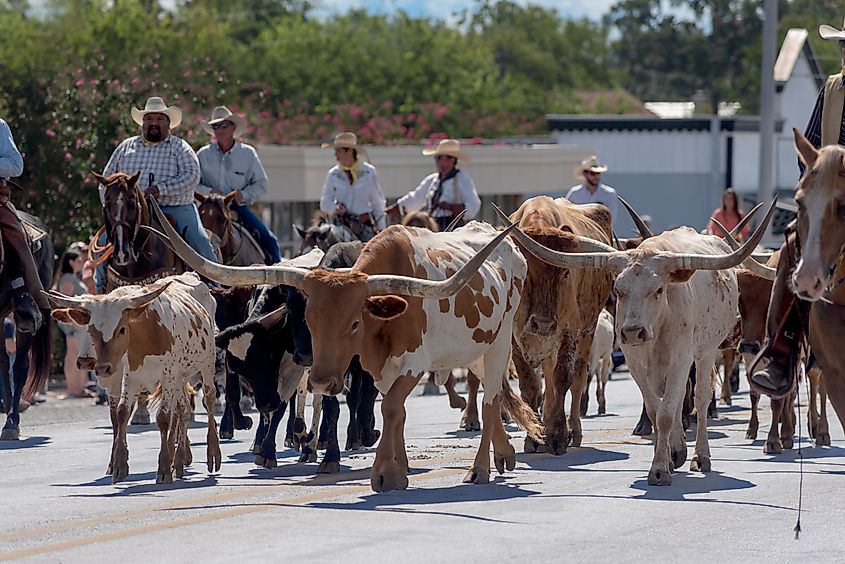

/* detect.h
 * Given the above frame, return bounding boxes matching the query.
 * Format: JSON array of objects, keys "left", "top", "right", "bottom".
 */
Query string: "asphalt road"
[{"left": 1, "top": 369, "right": 843, "bottom": 563}]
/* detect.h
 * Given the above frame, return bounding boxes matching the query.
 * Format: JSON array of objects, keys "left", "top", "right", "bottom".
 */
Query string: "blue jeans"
[
  {"left": 234, "top": 204, "right": 281, "bottom": 264},
  {"left": 94, "top": 203, "right": 218, "bottom": 292}
]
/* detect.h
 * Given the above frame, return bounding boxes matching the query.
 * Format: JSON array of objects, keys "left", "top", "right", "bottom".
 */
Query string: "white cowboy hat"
[
  {"left": 819, "top": 17, "right": 845, "bottom": 41},
  {"left": 201, "top": 106, "right": 247, "bottom": 137},
  {"left": 573, "top": 155, "right": 608, "bottom": 179},
  {"left": 422, "top": 138, "right": 469, "bottom": 162},
  {"left": 130, "top": 96, "right": 182, "bottom": 129},
  {"left": 321, "top": 131, "right": 368, "bottom": 156}
]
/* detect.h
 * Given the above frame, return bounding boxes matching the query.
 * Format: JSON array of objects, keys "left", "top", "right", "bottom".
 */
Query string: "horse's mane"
[{"left": 401, "top": 210, "right": 438, "bottom": 231}]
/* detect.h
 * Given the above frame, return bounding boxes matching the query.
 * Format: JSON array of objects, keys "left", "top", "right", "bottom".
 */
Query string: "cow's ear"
[
  {"left": 294, "top": 224, "right": 307, "bottom": 239},
  {"left": 365, "top": 296, "right": 408, "bottom": 320},
  {"left": 668, "top": 269, "right": 695, "bottom": 283},
  {"left": 52, "top": 307, "right": 91, "bottom": 326}
]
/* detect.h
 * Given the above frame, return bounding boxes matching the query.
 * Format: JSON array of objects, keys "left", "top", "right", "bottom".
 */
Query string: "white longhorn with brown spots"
[
  {"left": 45, "top": 272, "right": 221, "bottom": 484},
  {"left": 152, "top": 197, "right": 542, "bottom": 493}
]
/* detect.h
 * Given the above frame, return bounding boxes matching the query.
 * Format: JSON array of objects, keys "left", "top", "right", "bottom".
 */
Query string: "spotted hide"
[
  {"left": 46, "top": 272, "right": 221, "bottom": 484},
  {"left": 508, "top": 196, "right": 614, "bottom": 454},
  {"left": 153, "top": 203, "right": 544, "bottom": 493}
]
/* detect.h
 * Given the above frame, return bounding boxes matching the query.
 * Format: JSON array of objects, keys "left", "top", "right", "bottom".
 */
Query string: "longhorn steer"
[
  {"left": 501, "top": 199, "right": 775, "bottom": 485},
  {"left": 507, "top": 196, "right": 614, "bottom": 453},
  {"left": 46, "top": 273, "right": 221, "bottom": 484},
  {"left": 154, "top": 198, "right": 542, "bottom": 492}
]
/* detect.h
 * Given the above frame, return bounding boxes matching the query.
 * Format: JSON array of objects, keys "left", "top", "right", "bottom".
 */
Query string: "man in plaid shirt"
[{"left": 95, "top": 97, "right": 217, "bottom": 291}]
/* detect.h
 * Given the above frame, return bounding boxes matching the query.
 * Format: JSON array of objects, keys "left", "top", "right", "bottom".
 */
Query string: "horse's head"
[
  {"left": 792, "top": 128, "right": 845, "bottom": 301},
  {"left": 196, "top": 191, "right": 237, "bottom": 244},
  {"left": 93, "top": 170, "right": 145, "bottom": 267}
]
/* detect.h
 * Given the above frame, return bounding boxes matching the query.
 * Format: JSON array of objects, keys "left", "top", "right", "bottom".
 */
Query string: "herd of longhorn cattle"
[{"left": 35, "top": 129, "right": 845, "bottom": 492}]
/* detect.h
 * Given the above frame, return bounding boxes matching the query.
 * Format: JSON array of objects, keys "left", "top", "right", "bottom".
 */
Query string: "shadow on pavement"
[
  {"left": 519, "top": 447, "right": 629, "bottom": 472},
  {"left": 0, "top": 435, "right": 50, "bottom": 450},
  {"left": 630, "top": 471, "right": 759, "bottom": 501}
]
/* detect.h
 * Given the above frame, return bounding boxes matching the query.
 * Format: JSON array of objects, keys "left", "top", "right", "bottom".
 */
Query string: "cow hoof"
[
  {"left": 449, "top": 396, "right": 467, "bottom": 411},
  {"left": 371, "top": 466, "right": 408, "bottom": 492},
  {"left": 174, "top": 464, "right": 185, "bottom": 479},
  {"left": 816, "top": 432, "right": 831, "bottom": 447},
  {"left": 346, "top": 439, "right": 362, "bottom": 451},
  {"left": 235, "top": 415, "right": 253, "bottom": 431},
  {"left": 130, "top": 411, "right": 150, "bottom": 426},
  {"left": 460, "top": 415, "right": 481, "bottom": 432},
  {"left": 494, "top": 446, "right": 516, "bottom": 474},
  {"left": 598, "top": 406, "right": 606, "bottom": 416},
  {"left": 250, "top": 441, "right": 261, "bottom": 455},
  {"left": 318, "top": 460, "right": 341, "bottom": 474},
  {"left": 0, "top": 427, "right": 20, "bottom": 441},
  {"left": 547, "top": 437, "right": 568, "bottom": 456},
  {"left": 647, "top": 467, "right": 672, "bottom": 486},
  {"left": 570, "top": 432, "right": 582, "bottom": 448},
  {"left": 671, "top": 445, "right": 687, "bottom": 469},
  {"left": 361, "top": 430, "right": 380, "bottom": 448},
  {"left": 524, "top": 436, "right": 539, "bottom": 453},
  {"left": 745, "top": 427, "right": 758, "bottom": 441},
  {"left": 156, "top": 470, "right": 173, "bottom": 484},
  {"left": 298, "top": 449, "right": 317, "bottom": 463},
  {"left": 255, "top": 455, "right": 278, "bottom": 469},
  {"left": 690, "top": 455, "right": 711, "bottom": 473},
  {"left": 781, "top": 437, "right": 794, "bottom": 450},
  {"left": 721, "top": 395, "right": 732, "bottom": 406},
  {"left": 632, "top": 421, "right": 652, "bottom": 437},
  {"left": 208, "top": 445, "right": 222, "bottom": 473},
  {"left": 463, "top": 467, "right": 490, "bottom": 484},
  {"left": 112, "top": 464, "right": 129, "bottom": 484},
  {"left": 764, "top": 440, "right": 782, "bottom": 455},
  {"left": 220, "top": 429, "right": 234, "bottom": 440}
]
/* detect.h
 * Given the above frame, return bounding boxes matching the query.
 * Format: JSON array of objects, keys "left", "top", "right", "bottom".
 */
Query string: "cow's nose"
[
  {"left": 95, "top": 363, "right": 112, "bottom": 377},
  {"left": 527, "top": 314, "right": 557, "bottom": 336},
  {"left": 620, "top": 325, "right": 652, "bottom": 345},
  {"left": 77, "top": 356, "right": 96, "bottom": 371},
  {"left": 293, "top": 351, "right": 313, "bottom": 367}
]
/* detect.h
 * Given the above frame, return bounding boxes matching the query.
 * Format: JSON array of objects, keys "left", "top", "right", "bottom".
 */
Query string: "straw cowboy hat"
[
  {"left": 422, "top": 138, "right": 469, "bottom": 162},
  {"left": 573, "top": 155, "right": 608, "bottom": 179},
  {"left": 321, "top": 132, "right": 368, "bottom": 156},
  {"left": 131, "top": 96, "right": 182, "bottom": 129},
  {"left": 819, "top": 17, "right": 845, "bottom": 41},
  {"left": 201, "top": 106, "right": 247, "bottom": 137}
]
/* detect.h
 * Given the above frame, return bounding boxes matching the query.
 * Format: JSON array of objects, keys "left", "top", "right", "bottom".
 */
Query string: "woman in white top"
[
  {"left": 319, "top": 132, "right": 386, "bottom": 242},
  {"left": 387, "top": 139, "right": 481, "bottom": 231}
]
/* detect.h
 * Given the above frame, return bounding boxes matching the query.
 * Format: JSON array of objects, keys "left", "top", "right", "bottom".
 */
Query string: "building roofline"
[{"left": 545, "top": 114, "right": 784, "bottom": 133}]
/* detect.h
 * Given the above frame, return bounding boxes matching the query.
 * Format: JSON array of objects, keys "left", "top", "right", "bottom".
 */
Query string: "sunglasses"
[
  {"left": 584, "top": 170, "right": 601, "bottom": 176},
  {"left": 212, "top": 122, "right": 232, "bottom": 131},
  {"left": 435, "top": 155, "right": 454, "bottom": 161}
]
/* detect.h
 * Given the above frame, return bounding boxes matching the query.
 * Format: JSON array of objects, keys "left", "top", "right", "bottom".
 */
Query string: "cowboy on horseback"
[
  {"left": 319, "top": 132, "right": 386, "bottom": 243},
  {"left": 386, "top": 138, "right": 481, "bottom": 232},
  {"left": 94, "top": 97, "right": 218, "bottom": 292},
  {"left": 0, "top": 118, "right": 49, "bottom": 333},
  {"left": 197, "top": 106, "right": 281, "bottom": 265}
]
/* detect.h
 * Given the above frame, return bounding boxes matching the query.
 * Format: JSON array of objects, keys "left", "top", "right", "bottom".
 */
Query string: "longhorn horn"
[
  {"left": 493, "top": 204, "right": 624, "bottom": 268},
  {"left": 42, "top": 289, "right": 89, "bottom": 309},
  {"left": 150, "top": 198, "right": 310, "bottom": 288},
  {"left": 709, "top": 217, "right": 777, "bottom": 280},
  {"left": 618, "top": 196, "right": 654, "bottom": 239},
  {"left": 665, "top": 197, "right": 777, "bottom": 271},
  {"left": 492, "top": 203, "right": 622, "bottom": 269},
  {"left": 364, "top": 221, "right": 519, "bottom": 298},
  {"left": 443, "top": 209, "right": 467, "bottom": 232},
  {"left": 125, "top": 281, "right": 173, "bottom": 309},
  {"left": 730, "top": 200, "right": 765, "bottom": 237}
]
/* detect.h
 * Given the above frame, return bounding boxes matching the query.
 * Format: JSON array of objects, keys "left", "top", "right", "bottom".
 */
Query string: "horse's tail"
[{"left": 23, "top": 313, "right": 53, "bottom": 398}]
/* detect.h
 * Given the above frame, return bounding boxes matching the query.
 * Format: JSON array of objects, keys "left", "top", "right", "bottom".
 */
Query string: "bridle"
[{"left": 199, "top": 197, "right": 245, "bottom": 264}]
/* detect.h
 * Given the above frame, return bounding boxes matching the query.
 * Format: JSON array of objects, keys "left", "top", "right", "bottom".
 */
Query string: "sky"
[{"left": 314, "top": 0, "right": 620, "bottom": 21}]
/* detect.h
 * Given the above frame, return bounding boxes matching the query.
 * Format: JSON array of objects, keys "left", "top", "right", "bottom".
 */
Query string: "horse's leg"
[
  {"left": 0, "top": 345, "right": 14, "bottom": 439},
  {"left": 2, "top": 332, "right": 29, "bottom": 440}
]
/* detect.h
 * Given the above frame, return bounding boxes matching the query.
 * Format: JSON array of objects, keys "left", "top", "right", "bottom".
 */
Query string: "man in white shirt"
[
  {"left": 387, "top": 139, "right": 481, "bottom": 231},
  {"left": 197, "top": 106, "right": 280, "bottom": 264},
  {"left": 564, "top": 155, "right": 618, "bottom": 224}
]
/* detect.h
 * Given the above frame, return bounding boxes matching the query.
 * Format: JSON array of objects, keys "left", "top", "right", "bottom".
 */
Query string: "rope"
[
  {"left": 87, "top": 225, "right": 113, "bottom": 267},
  {"left": 794, "top": 361, "right": 805, "bottom": 540}
]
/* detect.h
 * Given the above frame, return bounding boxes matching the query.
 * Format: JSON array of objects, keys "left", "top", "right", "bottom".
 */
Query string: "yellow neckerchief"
[
  {"left": 142, "top": 135, "right": 165, "bottom": 147},
  {"left": 340, "top": 160, "right": 361, "bottom": 184}
]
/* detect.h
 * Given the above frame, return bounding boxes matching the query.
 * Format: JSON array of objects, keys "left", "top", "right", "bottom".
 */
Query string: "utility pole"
[{"left": 758, "top": 0, "right": 778, "bottom": 242}]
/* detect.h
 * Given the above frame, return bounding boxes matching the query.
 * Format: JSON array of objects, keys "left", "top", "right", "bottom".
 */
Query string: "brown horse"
[
  {"left": 791, "top": 129, "right": 845, "bottom": 436},
  {"left": 91, "top": 171, "right": 186, "bottom": 425},
  {"left": 196, "top": 192, "right": 265, "bottom": 266},
  {"left": 400, "top": 210, "right": 438, "bottom": 231}
]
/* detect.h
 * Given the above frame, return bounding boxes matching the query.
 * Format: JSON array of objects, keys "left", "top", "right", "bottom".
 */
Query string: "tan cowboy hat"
[
  {"left": 573, "top": 155, "right": 608, "bottom": 179},
  {"left": 131, "top": 96, "right": 182, "bottom": 129},
  {"left": 422, "top": 138, "right": 469, "bottom": 163},
  {"left": 201, "top": 106, "right": 247, "bottom": 137},
  {"left": 819, "top": 17, "right": 845, "bottom": 41},
  {"left": 321, "top": 131, "right": 368, "bottom": 156}
]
